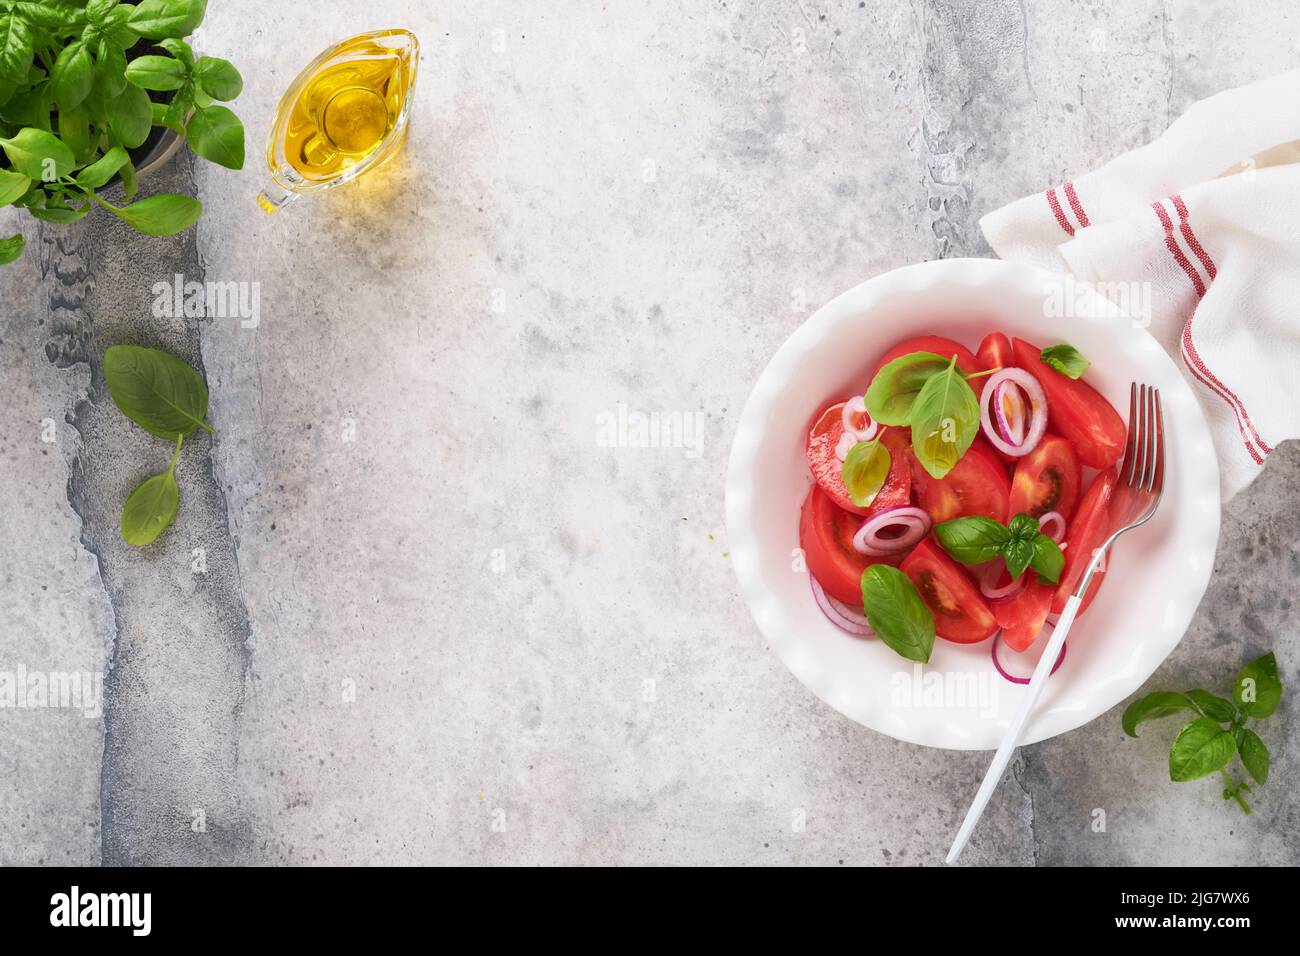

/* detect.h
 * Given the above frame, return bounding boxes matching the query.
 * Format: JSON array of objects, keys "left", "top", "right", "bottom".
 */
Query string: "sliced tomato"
[
  {"left": 909, "top": 438, "right": 1010, "bottom": 524},
  {"left": 1008, "top": 434, "right": 1082, "bottom": 523},
  {"left": 992, "top": 579, "right": 1055, "bottom": 652},
  {"left": 870, "top": 335, "right": 981, "bottom": 380},
  {"left": 1051, "top": 466, "right": 1118, "bottom": 615},
  {"left": 799, "top": 484, "right": 900, "bottom": 605},
  {"left": 806, "top": 403, "right": 911, "bottom": 517},
  {"left": 900, "top": 539, "right": 998, "bottom": 644},
  {"left": 977, "top": 331, "right": 1014, "bottom": 371},
  {"left": 1011, "top": 338, "right": 1126, "bottom": 469}
]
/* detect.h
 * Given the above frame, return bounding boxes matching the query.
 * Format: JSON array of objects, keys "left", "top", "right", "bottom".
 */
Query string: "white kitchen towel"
[{"left": 982, "top": 69, "right": 1300, "bottom": 501}]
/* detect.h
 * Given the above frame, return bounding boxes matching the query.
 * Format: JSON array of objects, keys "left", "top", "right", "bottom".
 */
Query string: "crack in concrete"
[{"left": 41, "top": 153, "right": 257, "bottom": 865}]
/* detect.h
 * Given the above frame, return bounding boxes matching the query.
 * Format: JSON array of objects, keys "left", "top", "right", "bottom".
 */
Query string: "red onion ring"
[
  {"left": 851, "top": 506, "right": 931, "bottom": 556},
  {"left": 978, "top": 560, "right": 1026, "bottom": 601},
  {"left": 1037, "top": 510, "right": 1065, "bottom": 543},
  {"left": 840, "top": 396, "right": 878, "bottom": 442},
  {"left": 993, "top": 380, "right": 1027, "bottom": 445},
  {"left": 810, "top": 576, "right": 873, "bottom": 637},
  {"left": 991, "top": 625, "right": 1067, "bottom": 684},
  {"left": 835, "top": 431, "right": 856, "bottom": 461},
  {"left": 980, "top": 368, "right": 1048, "bottom": 457}
]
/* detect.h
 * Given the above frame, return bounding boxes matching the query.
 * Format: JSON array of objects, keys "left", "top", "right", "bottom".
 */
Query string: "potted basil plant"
[{"left": 0, "top": 0, "right": 245, "bottom": 267}]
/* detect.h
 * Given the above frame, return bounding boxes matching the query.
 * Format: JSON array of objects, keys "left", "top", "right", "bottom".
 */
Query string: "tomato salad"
[{"left": 801, "top": 333, "right": 1126, "bottom": 681}]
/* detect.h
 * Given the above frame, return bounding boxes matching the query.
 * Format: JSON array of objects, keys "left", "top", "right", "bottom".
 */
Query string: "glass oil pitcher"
[{"left": 256, "top": 29, "right": 420, "bottom": 214}]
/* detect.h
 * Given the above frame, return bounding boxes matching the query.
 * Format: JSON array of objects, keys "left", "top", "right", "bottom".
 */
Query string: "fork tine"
[
  {"left": 1123, "top": 383, "right": 1140, "bottom": 486},
  {"left": 1141, "top": 384, "right": 1157, "bottom": 490},
  {"left": 1149, "top": 388, "right": 1165, "bottom": 494}
]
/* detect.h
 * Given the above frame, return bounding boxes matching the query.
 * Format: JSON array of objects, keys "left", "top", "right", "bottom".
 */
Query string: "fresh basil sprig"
[
  {"left": 1040, "top": 343, "right": 1090, "bottom": 379},
  {"left": 1122, "top": 652, "right": 1284, "bottom": 814},
  {"left": 933, "top": 512, "right": 1063, "bottom": 583},
  {"left": 104, "top": 344, "right": 214, "bottom": 546},
  {"left": 841, "top": 435, "right": 891, "bottom": 508},
  {"left": 861, "top": 564, "right": 934, "bottom": 663}
]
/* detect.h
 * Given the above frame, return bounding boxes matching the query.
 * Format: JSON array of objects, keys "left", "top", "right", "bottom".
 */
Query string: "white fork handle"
[{"left": 944, "top": 593, "right": 1083, "bottom": 865}]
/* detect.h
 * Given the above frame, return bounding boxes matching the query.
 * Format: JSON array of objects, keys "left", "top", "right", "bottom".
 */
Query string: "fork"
[{"left": 945, "top": 383, "right": 1165, "bottom": 865}]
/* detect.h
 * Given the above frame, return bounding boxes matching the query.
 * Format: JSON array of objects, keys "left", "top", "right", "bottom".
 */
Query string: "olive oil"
[{"left": 257, "top": 30, "right": 419, "bottom": 213}]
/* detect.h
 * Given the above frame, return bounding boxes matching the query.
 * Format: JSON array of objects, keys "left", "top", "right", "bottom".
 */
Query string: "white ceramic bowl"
[{"left": 726, "top": 258, "right": 1220, "bottom": 750}]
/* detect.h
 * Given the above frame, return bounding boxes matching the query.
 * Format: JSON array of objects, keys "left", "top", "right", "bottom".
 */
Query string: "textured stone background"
[{"left": 2, "top": 0, "right": 1297, "bottom": 865}]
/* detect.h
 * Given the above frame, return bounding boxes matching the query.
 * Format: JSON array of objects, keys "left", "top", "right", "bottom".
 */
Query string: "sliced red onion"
[
  {"left": 993, "top": 380, "right": 1027, "bottom": 445},
  {"left": 1037, "top": 510, "right": 1065, "bottom": 543},
  {"left": 980, "top": 368, "right": 1048, "bottom": 457},
  {"left": 810, "top": 576, "right": 873, "bottom": 637},
  {"left": 978, "top": 560, "right": 1026, "bottom": 601},
  {"left": 840, "top": 396, "right": 877, "bottom": 443},
  {"left": 835, "top": 431, "right": 856, "bottom": 461},
  {"left": 991, "top": 625, "right": 1067, "bottom": 684},
  {"left": 851, "top": 506, "right": 931, "bottom": 557}
]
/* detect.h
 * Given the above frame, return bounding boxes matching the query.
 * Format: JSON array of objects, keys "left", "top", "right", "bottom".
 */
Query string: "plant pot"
[{"left": 131, "top": 124, "right": 185, "bottom": 179}]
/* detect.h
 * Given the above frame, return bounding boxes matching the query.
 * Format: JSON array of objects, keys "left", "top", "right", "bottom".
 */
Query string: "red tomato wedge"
[
  {"left": 799, "top": 485, "right": 900, "bottom": 605},
  {"left": 900, "top": 539, "right": 998, "bottom": 644},
  {"left": 1011, "top": 338, "right": 1126, "bottom": 469},
  {"left": 1008, "top": 434, "right": 1082, "bottom": 523},
  {"left": 977, "top": 331, "right": 1014, "bottom": 372},
  {"left": 806, "top": 404, "right": 912, "bottom": 517},
  {"left": 909, "top": 438, "right": 1010, "bottom": 524},
  {"left": 992, "top": 579, "right": 1055, "bottom": 652},
  {"left": 1051, "top": 466, "right": 1119, "bottom": 615},
  {"left": 870, "top": 335, "right": 982, "bottom": 380}
]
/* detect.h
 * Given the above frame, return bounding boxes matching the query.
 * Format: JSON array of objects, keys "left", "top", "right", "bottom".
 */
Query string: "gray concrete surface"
[{"left": 2, "top": 0, "right": 1297, "bottom": 866}]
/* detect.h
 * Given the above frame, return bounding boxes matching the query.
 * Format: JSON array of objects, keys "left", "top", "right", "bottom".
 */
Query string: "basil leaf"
[
  {"left": 49, "top": 39, "right": 92, "bottom": 110},
  {"left": 1185, "top": 689, "right": 1236, "bottom": 723},
  {"left": 0, "top": 14, "right": 35, "bottom": 83},
  {"left": 1234, "top": 652, "right": 1283, "bottom": 719},
  {"left": 0, "top": 232, "right": 24, "bottom": 265},
  {"left": 1168, "top": 717, "right": 1237, "bottom": 782},
  {"left": 1122, "top": 691, "right": 1195, "bottom": 737},
  {"left": 1003, "top": 536, "right": 1034, "bottom": 580},
  {"left": 120, "top": 469, "right": 180, "bottom": 546},
  {"left": 28, "top": 200, "right": 90, "bottom": 224},
  {"left": 96, "top": 193, "right": 203, "bottom": 236},
  {"left": 1029, "top": 533, "right": 1063, "bottom": 584},
  {"left": 864, "top": 350, "right": 950, "bottom": 425},
  {"left": 128, "top": 0, "right": 208, "bottom": 40},
  {"left": 0, "top": 127, "right": 75, "bottom": 180},
  {"left": 0, "top": 168, "right": 30, "bottom": 207},
  {"left": 841, "top": 438, "right": 890, "bottom": 508},
  {"left": 1008, "top": 513, "right": 1038, "bottom": 540},
  {"left": 103, "top": 344, "right": 213, "bottom": 439},
  {"left": 933, "top": 515, "right": 1010, "bottom": 565},
  {"left": 95, "top": 40, "right": 128, "bottom": 98},
  {"left": 58, "top": 104, "right": 93, "bottom": 165},
  {"left": 124, "top": 54, "right": 189, "bottom": 91},
  {"left": 106, "top": 82, "right": 153, "bottom": 148},
  {"left": 861, "top": 564, "right": 935, "bottom": 663},
  {"left": 75, "top": 146, "right": 129, "bottom": 189},
  {"left": 158, "top": 38, "right": 195, "bottom": 68},
  {"left": 1237, "top": 728, "right": 1269, "bottom": 785},
  {"left": 193, "top": 56, "right": 242, "bottom": 100},
  {"left": 1041, "top": 343, "right": 1090, "bottom": 379},
  {"left": 186, "top": 103, "right": 244, "bottom": 169},
  {"left": 909, "top": 356, "right": 980, "bottom": 479}
]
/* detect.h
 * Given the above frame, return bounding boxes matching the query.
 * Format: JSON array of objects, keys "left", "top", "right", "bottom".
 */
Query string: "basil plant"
[{"left": 0, "top": 0, "right": 244, "bottom": 266}]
